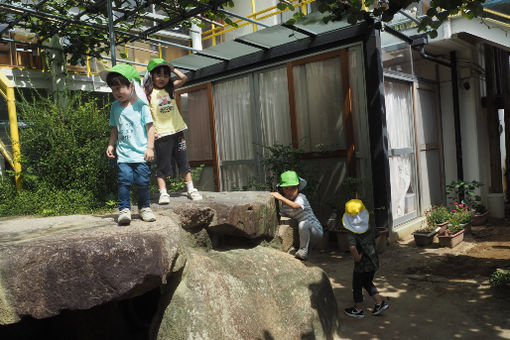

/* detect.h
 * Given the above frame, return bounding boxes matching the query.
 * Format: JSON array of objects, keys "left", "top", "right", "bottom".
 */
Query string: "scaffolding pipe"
[{"left": 0, "top": 71, "right": 22, "bottom": 191}]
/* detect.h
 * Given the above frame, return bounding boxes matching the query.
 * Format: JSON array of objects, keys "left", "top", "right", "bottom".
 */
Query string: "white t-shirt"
[{"left": 280, "top": 193, "right": 323, "bottom": 232}]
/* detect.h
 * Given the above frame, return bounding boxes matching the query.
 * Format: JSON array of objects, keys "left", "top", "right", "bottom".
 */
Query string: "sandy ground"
[{"left": 307, "top": 219, "right": 510, "bottom": 340}]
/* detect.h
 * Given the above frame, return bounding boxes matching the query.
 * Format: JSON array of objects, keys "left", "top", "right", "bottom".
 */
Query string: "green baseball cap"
[
  {"left": 100, "top": 64, "right": 141, "bottom": 84},
  {"left": 147, "top": 58, "right": 173, "bottom": 72}
]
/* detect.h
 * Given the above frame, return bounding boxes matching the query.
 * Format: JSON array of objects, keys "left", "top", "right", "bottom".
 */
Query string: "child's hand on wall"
[{"left": 269, "top": 192, "right": 284, "bottom": 201}]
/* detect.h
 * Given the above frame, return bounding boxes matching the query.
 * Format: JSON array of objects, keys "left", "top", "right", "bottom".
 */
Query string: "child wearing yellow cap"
[
  {"left": 270, "top": 170, "right": 323, "bottom": 261},
  {"left": 343, "top": 199, "right": 389, "bottom": 318}
]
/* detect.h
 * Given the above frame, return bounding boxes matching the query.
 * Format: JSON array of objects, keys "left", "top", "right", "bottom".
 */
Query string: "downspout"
[{"left": 417, "top": 45, "right": 464, "bottom": 180}]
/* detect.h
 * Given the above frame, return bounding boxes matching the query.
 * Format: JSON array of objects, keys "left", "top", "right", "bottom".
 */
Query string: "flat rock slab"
[
  {"left": 0, "top": 214, "right": 182, "bottom": 325},
  {"left": 154, "top": 191, "right": 278, "bottom": 238}
]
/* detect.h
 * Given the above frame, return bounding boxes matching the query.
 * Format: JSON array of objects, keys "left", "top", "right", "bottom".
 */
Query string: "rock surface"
[
  {"left": 0, "top": 192, "right": 337, "bottom": 339},
  {"left": 157, "top": 247, "right": 338, "bottom": 340}
]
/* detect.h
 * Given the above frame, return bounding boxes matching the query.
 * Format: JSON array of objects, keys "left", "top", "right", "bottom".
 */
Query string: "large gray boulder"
[
  {"left": 0, "top": 192, "right": 337, "bottom": 340},
  {"left": 157, "top": 247, "right": 338, "bottom": 340}
]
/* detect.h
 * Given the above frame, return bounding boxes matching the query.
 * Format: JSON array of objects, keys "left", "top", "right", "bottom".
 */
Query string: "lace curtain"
[{"left": 384, "top": 80, "right": 415, "bottom": 219}]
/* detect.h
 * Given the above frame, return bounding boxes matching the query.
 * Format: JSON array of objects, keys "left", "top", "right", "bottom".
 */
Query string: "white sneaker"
[
  {"left": 186, "top": 189, "right": 203, "bottom": 201},
  {"left": 159, "top": 193, "right": 170, "bottom": 205},
  {"left": 140, "top": 207, "right": 156, "bottom": 222},
  {"left": 118, "top": 208, "right": 131, "bottom": 226}
]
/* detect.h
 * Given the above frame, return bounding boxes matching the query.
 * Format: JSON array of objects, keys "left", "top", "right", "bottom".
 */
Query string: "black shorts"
[{"left": 154, "top": 131, "right": 191, "bottom": 178}]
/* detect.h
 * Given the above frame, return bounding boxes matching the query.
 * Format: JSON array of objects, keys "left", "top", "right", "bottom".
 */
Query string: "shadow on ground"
[{"left": 310, "top": 222, "right": 510, "bottom": 340}]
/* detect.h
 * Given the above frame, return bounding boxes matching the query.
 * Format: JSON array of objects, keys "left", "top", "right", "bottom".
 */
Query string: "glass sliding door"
[{"left": 384, "top": 79, "right": 419, "bottom": 224}]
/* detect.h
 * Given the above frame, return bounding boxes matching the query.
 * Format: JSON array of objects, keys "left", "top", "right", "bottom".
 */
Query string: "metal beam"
[
  {"left": 107, "top": 0, "right": 116, "bottom": 66},
  {"left": 0, "top": 0, "right": 52, "bottom": 35}
]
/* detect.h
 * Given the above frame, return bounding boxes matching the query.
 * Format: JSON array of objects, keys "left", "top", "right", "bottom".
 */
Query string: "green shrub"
[{"left": 0, "top": 89, "right": 116, "bottom": 217}]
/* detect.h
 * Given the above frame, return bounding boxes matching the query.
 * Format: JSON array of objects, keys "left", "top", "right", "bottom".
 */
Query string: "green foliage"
[
  {"left": 449, "top": 202, "right": 472, "bottom": 229},
  {"left": 259, "top": 142, "right": 318, "bottom": 198},
  {"left": 154, "top": 164, "right": 206, "bottom": 194},
  {"left": 0, "top": 88, "right": 116, "bottom": 217},
  {"left": 489, "top": 270, "right": 510, "bottom": 287},
  {"left": 314, "top": 0, "right": 485, "bottom": 39},
  {"left": 327, "top": 176, "right": 365, "bottom": 216},
  {"left": 446, "top": 179, "right": 484, "bottom": 212},
  {"left": 425, "top": 205, "right": 450, "bottom": 227}
]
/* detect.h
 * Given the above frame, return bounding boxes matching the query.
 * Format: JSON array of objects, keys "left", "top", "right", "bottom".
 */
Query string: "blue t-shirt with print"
[{"left": 109, "top": 99, "right": 153, "bottom": 163}]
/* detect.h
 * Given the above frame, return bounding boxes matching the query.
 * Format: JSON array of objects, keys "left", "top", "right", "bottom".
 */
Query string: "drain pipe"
[{"left": 417, "top": 45, "right": 464, "bottom": 180}]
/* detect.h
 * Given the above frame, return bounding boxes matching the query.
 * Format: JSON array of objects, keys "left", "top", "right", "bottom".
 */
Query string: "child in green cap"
[
  {"left": 101, "top": 64, "right": 156, "bottom": 226},
  {"left": 270, "top": 170, "right": 323, "bottom": 261},
  {"left": 144, "top": 58, "right": 202, "bottom": 205}
]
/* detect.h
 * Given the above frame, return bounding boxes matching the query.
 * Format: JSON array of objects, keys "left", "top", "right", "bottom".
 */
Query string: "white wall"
[{"left": 437, "top": 42, "right": 490, "bottom": 205}]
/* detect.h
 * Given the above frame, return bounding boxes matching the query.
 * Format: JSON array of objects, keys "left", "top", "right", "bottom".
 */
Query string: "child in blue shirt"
[{"left": 101, "top": 64, "right": 156, "bottom": 226}]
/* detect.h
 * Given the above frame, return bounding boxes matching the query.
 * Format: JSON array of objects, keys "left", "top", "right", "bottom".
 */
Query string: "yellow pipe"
[
  {"left": 0, "top": 138, "right": 15, "bottom": 170},
  {"left": 0, "top": 71, "right": 22, "bottom": 190},
  {"left": 251, "top": 0, "right": 258, "bottom": 32},
  {"left": 202, "top": 0, "right": 316, "bottom": 42},
  {"left": 86, "top": 56, "right": 91, "bottom": 76},
  {"left": 484, "top": 8, "right": 510, "bottom": 20}
]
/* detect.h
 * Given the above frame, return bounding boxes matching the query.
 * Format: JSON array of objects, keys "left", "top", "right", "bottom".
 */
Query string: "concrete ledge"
[{"left": 391, "top": 217, "right": 426, "bottom": 242}]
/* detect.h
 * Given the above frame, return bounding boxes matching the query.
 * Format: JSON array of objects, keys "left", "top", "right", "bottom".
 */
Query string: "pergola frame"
[{"left": 0, "top": 0, "right": 234, "bottom": 65}]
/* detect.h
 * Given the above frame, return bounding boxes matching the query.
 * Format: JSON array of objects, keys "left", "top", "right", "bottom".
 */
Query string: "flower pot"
[
  {"left": 413, "top": 229, "right": 438, "bottom": 247},
  {"left": 462, "top": 221, "right": 472, "bottom": 234},
  {"left": 472, "top": 210, "right": 489, "bottom": 226},
  {"left": 438, "top": 228, "right": 465, "bottom": 248},
  {"left": 436, "top": 221, "right": 449, "bottom": 235}
]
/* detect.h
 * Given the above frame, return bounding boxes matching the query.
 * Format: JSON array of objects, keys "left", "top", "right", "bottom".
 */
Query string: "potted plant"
[
  {"left": 446, "top": 179, "right": 487, "bottom": 226},
  {"left": 472, "top": 203, "right": 489, "bottom": 226},
  {"left": 412, "top": 223, "right": 440, "bottom": 247},
  {"left": 438, "top": 203, "right": 471, "bottom": 248},
  {"left": 424, "top": 205, "right": 450, "bottom": 235}
]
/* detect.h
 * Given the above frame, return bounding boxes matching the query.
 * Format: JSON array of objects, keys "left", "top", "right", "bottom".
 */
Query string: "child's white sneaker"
[
  {"left": 186, "top": 189, "right": 203, "bottom": 201},
  {"left": 140, "top": 207, "right": 156, "bottom": 222},
  {"left": 118, "top": 208, "right": 131, "bottom": 226},
  {"left": 159, "top": 193, "right": 170, "bottom": 205}
]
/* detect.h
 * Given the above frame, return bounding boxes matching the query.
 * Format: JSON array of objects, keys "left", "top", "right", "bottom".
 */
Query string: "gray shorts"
[{"left": 155, "top": 131, "right": 191, "bottom": 178}]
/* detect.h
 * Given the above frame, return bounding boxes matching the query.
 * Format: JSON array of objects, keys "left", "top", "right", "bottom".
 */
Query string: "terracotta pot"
[
  {"left": 472, "top": 210, "right": 489, "bottom": 226},
  {"left": 436, "top": 221, "right": 449, "bottom": 235},
  {"left": 438, "top": 228, "right": 465, "bottom": 248},
  {"left": 413, "top": 230, "right": 437, "bottom": 247}
]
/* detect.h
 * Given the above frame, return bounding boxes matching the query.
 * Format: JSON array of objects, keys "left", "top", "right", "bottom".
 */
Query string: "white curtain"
[
  {"left": 213, "top": 75, "right": 256, "bottom": 190},
  {"left": 258, "top": 67, "right": 292, "bottom": 148},
  {"left": 292, "top": 57, "right": 346, "bottom": 152},
  {"left": 179, "top": 89, "right": 213, "bottom": 161},
  {"left": 384, "top": 80, "right": 415, "bottom": 219}
]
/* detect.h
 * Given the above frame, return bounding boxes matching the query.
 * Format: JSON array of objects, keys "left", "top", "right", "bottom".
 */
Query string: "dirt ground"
[{"left": 308, "top": 218, "right": 510, "bottom": 340}]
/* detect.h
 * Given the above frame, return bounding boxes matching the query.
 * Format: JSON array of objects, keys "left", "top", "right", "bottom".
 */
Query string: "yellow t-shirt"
[{"left": 149, "top": 88, "right": 187, "bottom": 137}]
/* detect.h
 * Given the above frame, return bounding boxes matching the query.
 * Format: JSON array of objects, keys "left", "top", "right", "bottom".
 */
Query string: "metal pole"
[
  {"left": 107, "top": 0, "right": 116, "bottom": 66},
  {"left": 450, "top": 50, "right": 464, "bottom": 180}
]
